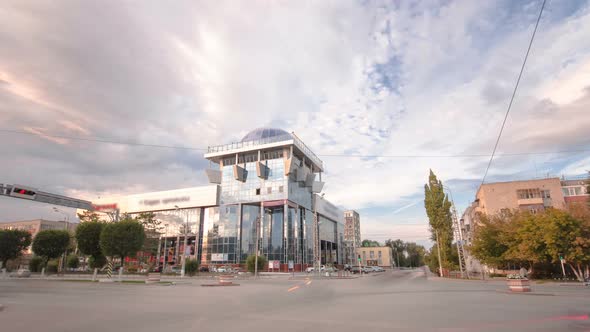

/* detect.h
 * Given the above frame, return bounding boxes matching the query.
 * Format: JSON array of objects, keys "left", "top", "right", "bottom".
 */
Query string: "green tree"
[
  {"left": 541, "top": 208, "right": 590, "bottom": 281},
  {"left": 46, "top": 259, "right": 59, "bottom": 273},
  {"left": 32, "top": 230, "right": 70, "bottom": 261},
  {"left": 88, "top": 254, "right": 107, "bottom": 269},
  {"left": 424, "top": 170, "right": 454, "bottom": 270},
  {"left": 469, "top": 213, "right": 511, "bottom": 267},
  {"left": 361, "top": 239, "right": 381, "bottom": 247},
  {"left": 246, "top": 255, "right": 267, "bottom": 273},
  {"left": 100, "top": 218, "right": 145, "bottom": 270},
  {"left": 385, "top": 239, "right": 406, "bottom": 267},
  {"left": 77, "top": 210, "right": 102, "bottom": 223},
  {"left": 67, "top": 254, "right": 79, "bottom": 269},
  {"left": 0, "top": 229, "right": 32, "bottom": 269},
  {"left": 185, "top": 259, "right": 199, "bottom": 276},
  {"left": 503, "top": 211, "right": 548, "bottom": 275},
  {"left": 135, "top": 212, "right": 162, "bottom": 257},
  {"left": 75, "top": 221, "right": 104, "bottom": 258}
]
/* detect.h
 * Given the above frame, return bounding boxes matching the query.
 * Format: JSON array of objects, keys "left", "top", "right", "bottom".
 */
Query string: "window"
[
  {"left": 541, "top": 190, "right": 551, "bottom": 199},
  {"left": 517, "top": 188, "right": 541, "bottom": 199},
  {"left": 362, "top": 252, "right": 366, "bottom": 260},
  {"left": 255, "top": 188, "right": 260, "bottom": 195},
  {"left": 223, "top": 157, "right": 236, "bottom": 166},
  {"left": 563, "top": 187, "right": 584, "bottom": 196},
  {"left": 261, "top": 149, "right": 283, "bottom": 160},
  {"left": 278, "top": 186, "right": 283, "bottom": 193},
  {"left": 378, "top": 251, "right": 382, "bottom": 258},
  {"left": 267, "top": 187, "right": 272, "bottom": 194},
  {"left": 370, "top": 251, "right": 374, "bottom": 259}
]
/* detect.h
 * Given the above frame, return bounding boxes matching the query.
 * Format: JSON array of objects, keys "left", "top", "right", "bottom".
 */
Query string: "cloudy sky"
[{"left": 1, "top": 0, "right": 589, "bottom": 248}]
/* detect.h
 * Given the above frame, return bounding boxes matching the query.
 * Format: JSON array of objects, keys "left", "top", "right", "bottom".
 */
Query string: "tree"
[
  {"left": 29, "top": 256, "right": 45, "bottom": 272},
  {"left": 361, "top": 239, "right": 381, "bottom": 247},
  {"left": 77, "top": 210, "right": 102, "bottom": 223},
  {"left": 246, "top": 255, "right": 267, "bottom": 273},
  {"left": 0, "top": 229, "right": 32, "bottom": 269},
  {"left": 385, "top": 239, "right": 425, "bottom": 267},
  {"left": 185, "top": 259, "right": 199, "bottom": 276},
  {"left": 99, "top": 218, "right": 145, "bottom": 270},
  {"left": 135, "top": 212, "right": 162, "bottom": 257},
  {"left": 541, "top": 208, "right": 590, "bottom": 281},
  {"left": 88, "top": 254, "right": 107, "bottom": 269},
  {"left": 32, "top": 230, "right": 70, "bottom": 261},
  {"left": 67, "top": 254, "right": 79, "bottom": 269},
  {"left": 75, "top": 221, "right": 104, "bottom": 258},
  {"left": 469, "top": 213, "right": 511, "bottom": 267},
  {"left": 424, "top": 170, "right": 454, "bottom": 270}
]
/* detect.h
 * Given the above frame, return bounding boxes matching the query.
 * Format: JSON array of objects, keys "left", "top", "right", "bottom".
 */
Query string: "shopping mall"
[{"left": 89, "top": 128, "right": 347, "bottom": 272}]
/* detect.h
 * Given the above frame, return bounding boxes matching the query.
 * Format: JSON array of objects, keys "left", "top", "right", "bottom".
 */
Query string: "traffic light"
[{"left": 10, "top": 185, "right": 37, "bottom": 200}]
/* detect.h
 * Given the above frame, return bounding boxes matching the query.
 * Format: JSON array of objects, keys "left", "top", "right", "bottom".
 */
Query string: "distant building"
[
  {"left": 461, "top": 177, "right": 567, "bottom": 274},
  {"left": 343, "top": 210, "right": 361, "bottom": 265},
  {"left": 87, "top": 128, "right": 346, "bottom": 271},
  {"left": 561, "top": 179, "right": 589, "bottom": 205},
  {"left": 355, "top": 246, "right": 393, "bottom": 268},
  {"left": 0, "top": 219, "right": 76, "bottom": 254},
  {"left": 473, "top": 177, "right": 566, "bottom": 216}
]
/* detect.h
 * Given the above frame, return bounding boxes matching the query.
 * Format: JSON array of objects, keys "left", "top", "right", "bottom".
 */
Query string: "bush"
[
  {"left": 29, "top": 256, "right": 45, "bottom": 272},
  {"left": 88, "top": 255, "right": 107, "bottom": 269},
  {"left": 46, "top": 260, "right": 59, "bottom": 273},
  {"left": 185, "top": 259, "right": 199, "bottom": 276},
  {"left": 67, "top": 254, "right": 79, "bottom": 269},
  {"left": 246, "top": 255, "right": 267, "bottom": 273}
]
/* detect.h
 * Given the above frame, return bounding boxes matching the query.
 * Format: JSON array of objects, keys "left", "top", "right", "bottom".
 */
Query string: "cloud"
[{"left": 0, "top": 1, "right": 589, "bottom": 245}]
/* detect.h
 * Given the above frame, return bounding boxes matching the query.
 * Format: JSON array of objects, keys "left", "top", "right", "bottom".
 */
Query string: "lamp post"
[
  {"left": 162, "top": 224, "right": 169, "bottom": 273},
  {"left": 175, "top": 206, "right": 189, "bottom": 278},
  {"left": 52, "top": 207, "right": 70, "bottom": 273}
]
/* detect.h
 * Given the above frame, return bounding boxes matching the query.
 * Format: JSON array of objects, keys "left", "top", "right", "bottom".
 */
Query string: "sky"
[{"left": 1, "top": 0, "right": 589, "bottom": 248}]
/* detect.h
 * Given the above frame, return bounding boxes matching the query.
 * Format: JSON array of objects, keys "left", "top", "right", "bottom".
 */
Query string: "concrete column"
[
  {"left": 284, "top": 201, "right": 288, "bottom": 271},
  {"left": 175, "top": 235, "right": 180, "bottom": 266}
]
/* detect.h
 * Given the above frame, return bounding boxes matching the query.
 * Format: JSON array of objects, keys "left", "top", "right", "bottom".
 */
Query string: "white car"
[
  {"left": 371, "top": 266, "right": 385, "bottom": 272},
  {"left": 10, "top": 268, "right": 31, "bottom": 278},
  {"left": 305, "top": 265, "right": 326, "bottom": 273}
]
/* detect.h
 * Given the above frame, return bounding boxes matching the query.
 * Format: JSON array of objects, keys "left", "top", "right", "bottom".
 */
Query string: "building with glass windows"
[{"left": 88, "top": 128, "right": 346, "bottom": 271}]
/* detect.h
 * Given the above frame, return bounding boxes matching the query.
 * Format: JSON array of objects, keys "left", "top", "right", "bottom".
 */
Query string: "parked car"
[
  {"left": 306, "top": 265, "right": 326, "bottom": 273},
  {"left": 343, "top": 264, "right": 352, "bottom": 272},
  {"left": 371, "top": 266, "right": 385, "bottom": 272},
  {"left": 199, "top": 266, "right": 209, "bottom": 272},
  {"left": 350, "top": 266, "right": 362, "bottom": 274},
  {"left": 362, "top": 266, "right": 373, "bottom": 273},
  {"left": 10, "top": 268, "right": 31, "bottom": 278}
]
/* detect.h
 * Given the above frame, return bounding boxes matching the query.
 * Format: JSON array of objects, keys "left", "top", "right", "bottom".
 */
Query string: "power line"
[
  {"left": 0, "top": 129, "right": 208, "bottom": 151},
  {"left": 2, "top": 127, "right": 587, "bottom": 159},
  {"left": 480, "top": 0, "right": 547, "bottom": 185}
]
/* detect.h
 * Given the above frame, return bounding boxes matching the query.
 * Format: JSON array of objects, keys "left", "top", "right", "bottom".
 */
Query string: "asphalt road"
[{"left": 1, "top": 269, "right": 589, "bottom": 331}]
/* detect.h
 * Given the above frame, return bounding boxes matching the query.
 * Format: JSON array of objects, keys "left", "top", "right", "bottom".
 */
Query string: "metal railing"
[{"left": 206, "top": 133, "right": 323, "bottom": 169}]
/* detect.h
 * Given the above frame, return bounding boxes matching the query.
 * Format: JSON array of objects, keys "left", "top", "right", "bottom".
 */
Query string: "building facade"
[
  {"left": 89, "top": 128, "right": 346, "bottom": 271},
  {"left": 0, "top": 219, "right": 76, "bottom": 254},
  {"left": 343, "top": 210, "right": 361, "bottom": 265},
  {"left": 561, "top": 179, "right": 589, "bottom": 205},
  {"left": 355, "top": 246, "right": 393, "bottom": 268}
]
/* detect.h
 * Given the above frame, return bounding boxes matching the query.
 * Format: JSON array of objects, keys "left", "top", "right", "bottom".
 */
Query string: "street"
[{"left": 1, "top": 269, "right": 589, "bottom": 331}]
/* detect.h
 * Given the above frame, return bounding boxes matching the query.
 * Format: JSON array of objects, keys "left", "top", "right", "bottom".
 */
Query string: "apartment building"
[
  {"left": 355, "top": 246, "right": 393, "bottom": 268},
  {"left": 343, "top": 210, "right": 361, "bottom": 265}
]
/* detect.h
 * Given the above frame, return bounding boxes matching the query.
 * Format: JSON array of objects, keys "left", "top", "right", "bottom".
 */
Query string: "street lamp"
[
  {"left": 52, "top": 207, "right": 71, "bottom": 273},
  {"left": 175, "top": 205, "right": 189, "bottom": 278}
]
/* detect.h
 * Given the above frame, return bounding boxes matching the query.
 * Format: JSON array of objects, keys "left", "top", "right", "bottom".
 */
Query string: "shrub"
[
  {"left": 46, "top": 260, "right": 59, "bottom": 273},
  {"left": 185, "top": 259, "right": 199, "bottom": 276},
  {"left": 67, "top": 254, "right": 79, "bottom": 269},
  {"left": 29, "top": 256, "right": 45, "bottom": 272},
  {"left": 246, "top": 255, "right": 267, "bottom": 273}
]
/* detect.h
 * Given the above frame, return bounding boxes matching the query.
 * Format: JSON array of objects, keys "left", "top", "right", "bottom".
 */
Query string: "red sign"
[{"left": 92, "top": 203, "right": 118, "bottom": 211}]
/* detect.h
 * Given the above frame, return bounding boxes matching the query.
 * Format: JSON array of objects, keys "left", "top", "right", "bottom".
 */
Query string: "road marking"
[
  {"left": 305, "top": 280, "right": 312, "bottom": 286},
  {"left": 287, "top": 285, "right": 300, "bottom": 292}
]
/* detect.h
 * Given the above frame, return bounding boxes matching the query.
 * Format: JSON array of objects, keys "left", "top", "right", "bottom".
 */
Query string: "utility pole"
[{"left": 162, "top": 224, "right": 168, "bottom": 272}]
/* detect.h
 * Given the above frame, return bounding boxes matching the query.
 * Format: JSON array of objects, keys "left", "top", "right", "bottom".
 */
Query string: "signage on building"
[
  {"left": 92, "top": 203, "right": 118, "bottom": 211},
  {"left": 315, "top": 196, "right": 343, "bottom": 222},
  {"left": 125, "top": 186, "right": 219, "bottom": 213},
  {"left": 211, "top": 253, "right": 227, "bottom": 261},
  {"left": 288, "top": 261, "right": 294, "bottom": 269}
]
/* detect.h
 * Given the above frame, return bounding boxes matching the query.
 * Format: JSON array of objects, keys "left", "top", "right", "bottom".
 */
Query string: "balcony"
[{"left": 517, "top": 197, "right": 543, "bottom": 206}]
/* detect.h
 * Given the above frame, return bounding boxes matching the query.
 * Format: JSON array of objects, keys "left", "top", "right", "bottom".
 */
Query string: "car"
[
  {"left": 217, "top": 266, "right": 228, "bottom": 273},
  {"left": 362, "top": 266, "right": 373, "bottom": 273},
  {"left": 199, "top": 266, "right": 210, "bottom": 272},
  {"left": 350, "top": 266, "right": 362, "bottom": 274},
  {"left": 343, "top": 264, "right": 352, "bottom": 272},
  {"left": 9, "top": 268, "right": 31, "bottom": 278},
  {"left": 371, "top": 266, "right": 385, "bottom": 272}
]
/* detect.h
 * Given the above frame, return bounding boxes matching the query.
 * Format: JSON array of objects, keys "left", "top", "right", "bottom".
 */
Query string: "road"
[{"left": 1, "top": 269, "right": 589, "bottom": 331}]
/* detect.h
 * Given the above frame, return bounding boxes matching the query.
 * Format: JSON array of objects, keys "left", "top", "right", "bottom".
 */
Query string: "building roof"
[{"left": 241, "top": 127, "right": 291, "bottom": 143}]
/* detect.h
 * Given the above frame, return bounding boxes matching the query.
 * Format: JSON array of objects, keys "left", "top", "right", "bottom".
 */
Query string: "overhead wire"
[{"left": 480, "top": 0, "right": 547, "bottom": 185}]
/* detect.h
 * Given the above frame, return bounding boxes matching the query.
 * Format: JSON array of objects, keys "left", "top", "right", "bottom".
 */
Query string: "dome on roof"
[{"left": 241, "top": 128, "right": 291, "bottom": 142}]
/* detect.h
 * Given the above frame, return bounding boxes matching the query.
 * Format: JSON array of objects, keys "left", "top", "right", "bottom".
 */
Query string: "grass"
[{"left": 59, "top": 279, "right": 98, "bottom": 283}]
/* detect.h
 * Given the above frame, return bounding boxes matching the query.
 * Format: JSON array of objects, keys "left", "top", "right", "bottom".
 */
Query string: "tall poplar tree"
[{"left": 424, "top": 170, "right": 454, "bottom": 271}]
